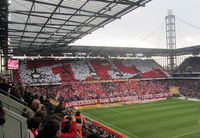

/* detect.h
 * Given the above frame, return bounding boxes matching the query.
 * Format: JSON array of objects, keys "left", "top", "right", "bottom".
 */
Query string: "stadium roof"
[
  {"left": 13, "top": 45, "right": 171, "bottom": 57},
  {"left": 12, "top": 44, "right": 200, "bottom": 57},
  {"left": 4, "top": 0, "right": 152, "bottom": 55},
  {"left": 2, "top": 0, "right": 200, "bottom": 57},
  {"left": 175, "top": 45, "right": 200, "bottom": 56}
]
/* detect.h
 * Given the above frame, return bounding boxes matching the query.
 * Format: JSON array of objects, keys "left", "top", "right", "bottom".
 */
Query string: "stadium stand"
[
  {"left": 3, "top": 0, "right": 200, "bottom": 137},
  {"left": 176, "top": 57, "right": 200, "bottom": 72},
  {"left": 174, "top": 79, "right": 200, "bottom": 99},
  {"left": 4, "top": 64, "right": 200, "bottom": 138},
  {"left": 4, "top": 0, "right": 194, "bottom": 137},
  {"left": 1, "top": 76, "right": 127, "bottom": 138},
  {"left": 16, "top": 59, "right": 169, "bottom": 85},
  {"left": 0, "top": 54, "right": 177, "bottom": 138},
  {"left": 9, "top": 79, "right": 171, "bottom": 105},
  {"left": 7, "top": 75, "right": 200, "bottom": 105}
]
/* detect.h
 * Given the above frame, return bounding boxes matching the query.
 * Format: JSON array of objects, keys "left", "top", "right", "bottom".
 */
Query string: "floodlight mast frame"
[
  {"left": 165, "top": 9, "right": 177, "bottom": 74},
  {"left": 0, "top": 0, "right": 11, "bottom": 77}
]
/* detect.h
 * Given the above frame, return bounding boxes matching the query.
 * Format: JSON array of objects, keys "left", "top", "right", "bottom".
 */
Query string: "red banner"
[{"left": 65, "top": 93, "right": 171, "bottom": 107}]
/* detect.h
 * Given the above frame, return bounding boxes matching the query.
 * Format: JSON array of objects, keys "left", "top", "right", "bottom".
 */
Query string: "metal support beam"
[{"left": 18, "top": 0, "right": 36, "bottom": 47}]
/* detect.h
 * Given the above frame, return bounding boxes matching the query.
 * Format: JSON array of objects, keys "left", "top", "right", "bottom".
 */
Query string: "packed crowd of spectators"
[
  {"left": 23, "top": 95, "right": 105, "bottom": 138},
  {"left": 16, "top": 59, "right": 169, "bottom": 85},
  {"left": 83, "top": 119, "right": 117, "bottom": 138},
  {"left": 0, "top": 74, "right": 28, "bottom": 104},
  {"left": 20, "top": 80, "right": 170, "bottom": 103},
  {"left": 172, "top": 79, "right": 200, "bottom": 99},
  {"left": 4, "top": 75, "right": 200, "bottom": 104},
  {"left": 2, "top": 58, "right": 200, "bottom": 138},
  {"left": 1, "top": 75, "right": 121, "bottom": 138},
  {"left": 19, "top": 60, "right": 61, "bottom": 84},
  {"left": 3, "top": 72, "right": 200, "bottom": 137},
  {"left": 176, "top": 57, "right": 200, "bottom": 73},
  {"left": 3, "top": 72, "right": 200, "bottom": 104}
]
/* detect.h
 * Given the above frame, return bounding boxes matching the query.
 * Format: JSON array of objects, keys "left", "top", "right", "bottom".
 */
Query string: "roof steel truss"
[{"left": 6, "top": 0, "right": 152, "bottom": 55}]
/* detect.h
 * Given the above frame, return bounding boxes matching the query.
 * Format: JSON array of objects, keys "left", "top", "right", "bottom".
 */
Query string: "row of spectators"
[
  {"left": 25, "top": 80, "right": 169, "bottom": 102},
  {"left": 16, "top": 59, "right": 168, "bottom": 84},
  {"left": 3, "top": 73, "right": 200, "bottom": 104}
]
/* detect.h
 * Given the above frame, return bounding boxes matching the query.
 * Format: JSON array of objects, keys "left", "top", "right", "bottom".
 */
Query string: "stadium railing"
[
  {"left": 0, "top": 89, "right": 27, "bottom": 106},
  {"left": 0, "top": 90, "right": 27, "bottom": 115},
  {"left": 0, "top": 108, "right": 27, "bottom": 138}
]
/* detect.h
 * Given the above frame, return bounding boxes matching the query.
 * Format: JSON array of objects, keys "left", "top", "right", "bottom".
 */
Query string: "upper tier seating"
[
  {"left": 16, "top": 59, "right": 169, "bottom": 84},
  {"left": 176, "top": 57, "right": 200, "bottom": 73}
]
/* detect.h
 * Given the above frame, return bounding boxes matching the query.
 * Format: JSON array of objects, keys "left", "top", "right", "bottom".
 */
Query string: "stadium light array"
[{"left": 12, "top": 55, "right": 153, "bottom": 60}]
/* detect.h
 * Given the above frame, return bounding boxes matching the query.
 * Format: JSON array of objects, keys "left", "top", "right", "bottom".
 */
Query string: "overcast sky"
[{"left": 72, "top": 0, "right": 200, "bottom": 49}]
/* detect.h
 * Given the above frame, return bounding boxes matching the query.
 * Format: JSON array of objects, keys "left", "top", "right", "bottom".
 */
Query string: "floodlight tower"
[
  {"left": 165, "top": 9, "right": 177, "bottom": 74},
  {"left": 0, "top": 0, "right": 10, "bottom": 76}
]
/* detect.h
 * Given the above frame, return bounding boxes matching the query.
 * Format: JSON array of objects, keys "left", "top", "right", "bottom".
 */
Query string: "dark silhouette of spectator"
[
  {"left": 54, "top": 102, "right": 65, "bottom": 113},
  {"left": 0, "top": 100, "right": 5, "bottom": 125},
  {"left": 37, "top": 119, "right": 61, "bottom": 138},
  {"left": 25, "top": 117, "right": 42, "bottom": 138},
  {"left": 0, "top": 77, "right": 11, "bottom": 94}
]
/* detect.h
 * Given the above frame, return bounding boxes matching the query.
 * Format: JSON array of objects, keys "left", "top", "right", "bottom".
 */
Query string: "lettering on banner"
[
  {"left": 163, "top": 93, "right": 170, "bottom": 97},
  {"left": 142, "top": 94, "right": 153, "bottom": 99},
  {"left": 121, "top": 96, "right": 139, "bottom": 101},
  {"left": 66, "top": 99, "right": 98, "bottom": 107},
  {"left": 154, "top": 93, "right": 163, "bottom": 98},
  {"left": 99, "top": 99, "right": 109, "bottom": 104},
  {"left": 65, "top": 94, "right": 171, "bottom": 107},
  {"left": 109, "top": 97, "right": 122, "bottom": 103}
]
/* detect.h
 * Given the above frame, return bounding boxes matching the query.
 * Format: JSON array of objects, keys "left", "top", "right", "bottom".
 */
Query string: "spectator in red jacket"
[
  {"left": 60, "top": 122, "right": 77, "bottom": 138},
  {"left": 60, "top": 115, "right": 77, "bottom": 138}
]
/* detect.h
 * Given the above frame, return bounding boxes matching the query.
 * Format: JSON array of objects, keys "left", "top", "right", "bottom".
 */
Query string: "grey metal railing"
[
  {"left": 0, "top": 89, "right": 27, "bottom": 106},
  {"left": 0, "top": 108, "right": 27, "bottom": 138}
]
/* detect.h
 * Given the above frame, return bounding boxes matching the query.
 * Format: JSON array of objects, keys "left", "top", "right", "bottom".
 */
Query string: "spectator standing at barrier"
[
  {"left": 0, "top": 100, "right": 5, "bottom": 125},
  {"left": 75, "top": 110, "right": 86, "bottom": 138},
  {"left": 0, "top": 100, "right": 6, "bottom": 138},
  {"left": 60, "top": 115, "right": 77, "bottom": 138},
  {"left": 0, "top": 77, "right": 11, "bottom": 94}
]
